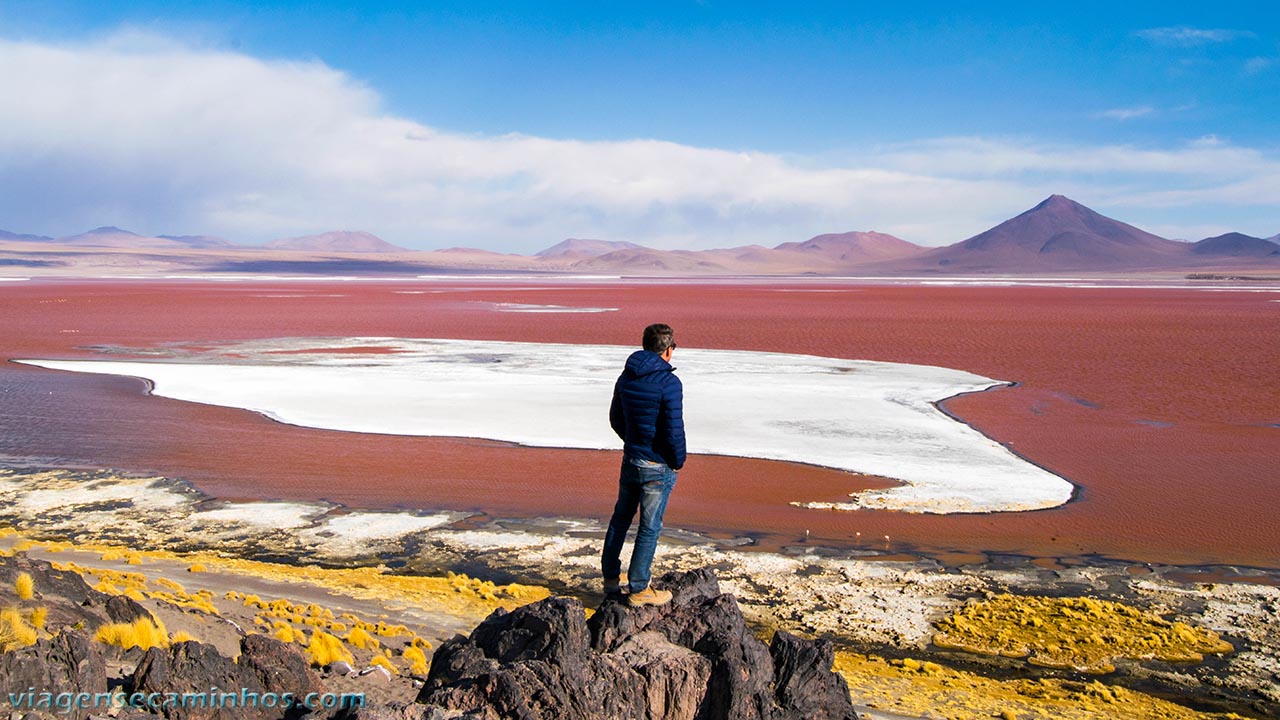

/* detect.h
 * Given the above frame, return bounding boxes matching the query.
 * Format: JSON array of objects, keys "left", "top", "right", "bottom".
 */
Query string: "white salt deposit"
[
  {"left": 20, "top": 337, "right": 1074, "bottom": 513},
  {"left": 193, "top": 501, "right": 330, "bottom": 529},
  {"left": 16, "top": 476, "right": 191, "bottom": 513},
  {"left": 490, "top": 303, "right": 617, "bottom": 313}
]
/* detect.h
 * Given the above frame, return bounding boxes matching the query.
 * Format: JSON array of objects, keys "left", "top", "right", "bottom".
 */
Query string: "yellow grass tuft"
[
  {"left": 123, "top": 552, "right": 143, "bottom": 566},
  {"left": 402, "top": 645, "right": 429, "bottom": 675},
  {"left": 369, "top": 654, "right": 397, "bottom": 674},
  {"left": 27, "top": 606, "right": 48, "bottom": 631},
  {"left": 305, "top": 630, "right": 353, "bottom": 667},
  {"left": 170, "top": 631, "right": 198, "bottom": 644},
  {"left": 1, "top": 607, "right": 39, "bottom": 651},
  {"left": 14, "top": 572, "right": 34, "bottom": 601},
  {"left": 94, "top": 617, "right": 169, "bottom": 651},
  {"left": 154, "top": 577, "right": 185, "bottom": 593},
  {"left": 345, "top": 625, "right": 380, "bottom": 651},
  {"left": 374, "top": 621, "right": 409, "bottom": 638},
  {"left": 93, "top": 581, "right": 120, "bottom": 595},
  {"left": 272, "top": 621, "right": 297, "bottom": 644},
  {"left": 186, "top": 564, "right": 208, "bottom": 573}
]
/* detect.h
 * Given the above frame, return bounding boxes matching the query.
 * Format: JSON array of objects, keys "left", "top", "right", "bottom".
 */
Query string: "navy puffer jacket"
[{"left": 609, "top": 350, "right": 686, "bottom": 470}]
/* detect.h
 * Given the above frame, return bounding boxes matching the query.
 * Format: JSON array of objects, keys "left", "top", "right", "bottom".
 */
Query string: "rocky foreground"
[
  {"left": 1, "top": 552, "right": 856, "bottom": 720},
  {"left": 405, "top": 568, "right": 854, "bottom": 720}
]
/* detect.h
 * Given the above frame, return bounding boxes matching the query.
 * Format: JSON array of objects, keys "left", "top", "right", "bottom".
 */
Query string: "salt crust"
[{"left": 21, "top": 337, "right": 1074, "bottom": 514}]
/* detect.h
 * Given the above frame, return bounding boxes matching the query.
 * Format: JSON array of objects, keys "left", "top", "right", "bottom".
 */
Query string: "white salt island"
[{"left": 21, "top": 337, "right": 1074, "bottom": 514}]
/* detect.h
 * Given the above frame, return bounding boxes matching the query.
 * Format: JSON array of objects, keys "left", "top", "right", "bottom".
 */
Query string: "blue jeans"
[{"left": 601, "top": 457, "right": 677, "bottom": 593}]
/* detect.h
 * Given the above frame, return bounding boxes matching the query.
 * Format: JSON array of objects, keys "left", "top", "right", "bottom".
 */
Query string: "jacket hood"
[{"left": 625, "top": 349, "right": 673, "bottom": 377}]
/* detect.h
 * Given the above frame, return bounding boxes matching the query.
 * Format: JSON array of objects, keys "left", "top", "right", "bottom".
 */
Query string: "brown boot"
[
  {"left": 627, "top": 586, "right": 672, "bottom": 607},
  {"left": 603, "top": 576, "right": 622, "bottom": 594}
]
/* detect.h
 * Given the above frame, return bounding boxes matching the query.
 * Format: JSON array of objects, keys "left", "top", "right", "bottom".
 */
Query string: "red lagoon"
[{"left": 1, "top": 279, "right": 1276, "bottom": 568}]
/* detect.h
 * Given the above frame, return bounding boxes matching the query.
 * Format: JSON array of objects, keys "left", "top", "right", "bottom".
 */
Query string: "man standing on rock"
[{"left": 602, "top": 323, "right": 685, "bottom": 607}]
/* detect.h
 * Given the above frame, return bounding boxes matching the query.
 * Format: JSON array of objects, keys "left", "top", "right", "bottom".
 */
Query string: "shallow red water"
[{"left": 1, "top": 279, "right": 1276, "bottom": 568}]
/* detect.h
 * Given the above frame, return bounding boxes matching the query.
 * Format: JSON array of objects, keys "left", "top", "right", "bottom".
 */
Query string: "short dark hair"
[{"left": 642, "top": 323, "right": 675, "bottom": 353}]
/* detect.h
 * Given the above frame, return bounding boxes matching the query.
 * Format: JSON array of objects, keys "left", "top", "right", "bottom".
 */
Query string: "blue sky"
[{"left": 1, "top": 1, "right": 1277, "bottom": 249}]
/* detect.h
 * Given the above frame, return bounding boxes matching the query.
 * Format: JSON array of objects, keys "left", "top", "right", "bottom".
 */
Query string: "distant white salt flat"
[
  {"left": 489, "top": 302, "right": 617, "bottom": 313},
  {"left": 20, "top": 338, "right": 1074, "bottom": 514},
  {"left": 0, "top": 277, "right": 29, "bottom": 282}
]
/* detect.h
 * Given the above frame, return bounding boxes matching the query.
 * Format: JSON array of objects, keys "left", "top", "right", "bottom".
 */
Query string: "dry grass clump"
[
  {"left": 305, "top": 630, "right": 353, "bottom": 667},
  {"left": 14, "top": 572, "right": 34, "bottom": 600},
  {"left": 346, "top": 626, "right": 380, "bottom": 651},
  {"left": 94, "top": 617, "right": 169, "bottom": 651},
  {"left": 0, "top": 607, "right": 39, "bottom": 651},
  {"left": 402, "top": 645, "right": 429, "bottom": 675},
  {"left": 933, "top": 594, "right": 1234, "bottom": 674},
  {"left": 170, "top": 631, "right": 199, "bottom": 644}
]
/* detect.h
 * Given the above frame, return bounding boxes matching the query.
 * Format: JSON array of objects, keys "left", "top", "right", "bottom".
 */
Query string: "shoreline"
[{"left": 1, "top": 477, "right": 1274, "bottom": 718}]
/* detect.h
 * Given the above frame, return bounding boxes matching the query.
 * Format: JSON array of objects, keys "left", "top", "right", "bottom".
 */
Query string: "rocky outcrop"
[
  {"left": 414, "top": 569, "right": 856, "bottom": 720},
  {"left": 127, "top": 635, "right": 322, "bottom": 719},
  {"left": 131, "top": 641, "right": 268, "bottom": 720},
  {"left": 0, "top": 552, "right": 113, "bottom": 632},
  {"left": 107, "top": 593, "right": 159, "bottom": 624},
  {"left": 238, "top": 633, "right": 324, "bottom": 701},
  {"left": 0, "top": 630, "right": 108, "bottom": 720}
]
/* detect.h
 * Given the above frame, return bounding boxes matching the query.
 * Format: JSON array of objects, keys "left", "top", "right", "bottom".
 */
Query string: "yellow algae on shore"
[
  {"left": 933, "top": 594, "right": 1233, "bottom": 674},
  {"left": 833, "top": 651, "right": 1245, "bottom": 720},
  {"left": 16, "top": 536, "right": 548, "bottom": 615}
]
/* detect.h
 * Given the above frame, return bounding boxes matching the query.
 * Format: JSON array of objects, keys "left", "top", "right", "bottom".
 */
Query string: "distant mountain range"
[
  {"left": 2, "top": 196, "right": 1278, "bottom": 276},
  {"left": 1190, "top": 232, "right": 1280, "bottom": 258},
  {"left": 264, "top": 231, "right": 408, "bottom": 253},
  {"left": 535, "top": 238, "right": 644, "bottom": 258}
]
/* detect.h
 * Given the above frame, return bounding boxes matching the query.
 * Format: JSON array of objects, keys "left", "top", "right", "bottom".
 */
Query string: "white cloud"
[
  {"left": 0, "top": 32, "right": 1278, "bottom": 250},
  {"left": 1244, "top": 56, "right": 1275, "bottom": 74},
  {"left": 1095, "top": 105, "right": 1155, "bottom": 121},
  {"left": 873, "top": 136, "right": 1276, "bottom": 180},
  {"left": 1136, "top": 26, "right": 1255, "bottom": 46}
]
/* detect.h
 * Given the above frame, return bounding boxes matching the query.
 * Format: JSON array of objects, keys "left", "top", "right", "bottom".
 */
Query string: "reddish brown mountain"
[
  {"left": 536, "top": 238, "right": 645, "bottom": 258},
  {"left": 53, "top": 226, "right": 195, "bottom": 249},
  {"left": 264, "top": 231, "right": 406, "bottom": 253},
  {"left": 567, "top": 231, "right": 923, "bottom": 274},
  {"left": 774, "top": 231, "right": 926, "bottom": 262},
  {"left": 887, "top": 195, "right": 1188, "bottom": 272},
  {"left": 571, "top": 247, "right": 730, "bottom": 273},
  {"left": 1191, "top": 232, "right": 1280, "bottom": 257}
]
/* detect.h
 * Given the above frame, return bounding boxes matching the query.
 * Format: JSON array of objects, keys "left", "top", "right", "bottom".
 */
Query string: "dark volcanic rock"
[
  {"left": 238, "top": 633, "right": 324, "bottom": 700},
  {"left": 107, "top": 593, "right": 158, "bottom": 624},
  {"left": 416, "top": 568, "right": 855, "bottom": 720},
  {"left": 0, "top": 630, "right": 107, "bottom": 720},
  {"left": 0, "top": 553, "right": 113, "bottom": 632},
  {"left": 130, "top": 641, "right": 272, "bottom": 720},
  {"left": 0, "top": 552, "right": 99, "bottom": 605},
  {"left": 770, "top": 631, "right": 854, "bottom": 720}
]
